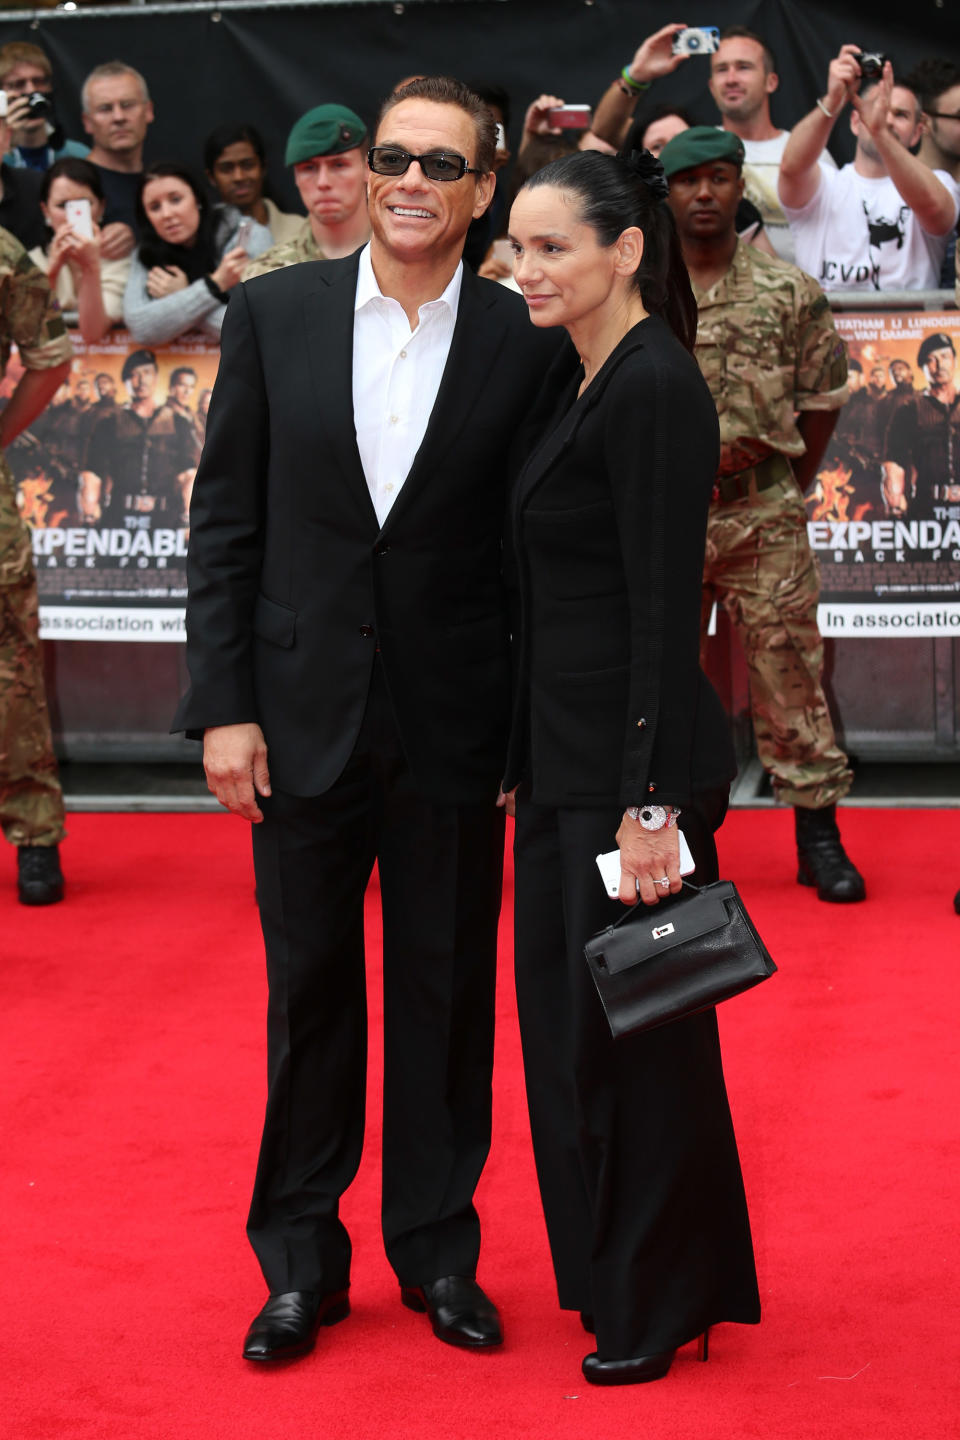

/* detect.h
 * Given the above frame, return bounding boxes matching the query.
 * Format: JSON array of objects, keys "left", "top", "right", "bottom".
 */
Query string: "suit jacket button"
[
  {"left": 359, "top": 624, "right": 375, "bottom": 638},
  {"left": 374, "top": 542, "right": 390, "bottom": 556}
]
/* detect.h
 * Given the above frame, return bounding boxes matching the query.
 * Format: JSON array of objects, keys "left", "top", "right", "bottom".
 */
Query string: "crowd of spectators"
[{"left": 0, "top": 27, "right": 955, "bottom": 353}]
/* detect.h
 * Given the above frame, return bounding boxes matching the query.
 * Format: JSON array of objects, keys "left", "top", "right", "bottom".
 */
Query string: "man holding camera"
[
  {"left": 0, "top": 42, "right": 88, "bottom": 173},
  {"left": 779, "top": 47, "right": 958, "bottom": 290}
]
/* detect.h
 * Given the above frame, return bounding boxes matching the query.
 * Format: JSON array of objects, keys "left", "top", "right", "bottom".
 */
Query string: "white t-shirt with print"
[
  {"left": 781, "top": 163, "right": 959, "bottom": 290},
  {"left": 739, "top": 130, "right": 836, "bottom": 264}
]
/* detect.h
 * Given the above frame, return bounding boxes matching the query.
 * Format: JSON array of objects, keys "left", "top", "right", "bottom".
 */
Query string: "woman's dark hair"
[
  {"left": 203, "top": 122, "right": 267, "bottom": 176},
  {"left": 520, "top": 149, "right": 697, "bottom": 353},
  {"left": 135, "top": 163, "right": 219, "bottom": 280},
  {"left": 40, "top": 156, "right": 104, "bottom": 209},
  {"left": 39, "top": 158, "right": 105, "bottom": 248}
]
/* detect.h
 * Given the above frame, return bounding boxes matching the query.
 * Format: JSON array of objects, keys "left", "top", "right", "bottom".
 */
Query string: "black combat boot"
[
  {"left": 17, "top": 844, "right": 65, "bottom": 905},
  {"left": 794, "top": 805, "right": 865, "bottom": 903}
]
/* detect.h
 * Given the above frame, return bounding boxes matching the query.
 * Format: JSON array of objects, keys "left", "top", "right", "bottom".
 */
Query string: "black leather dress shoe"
[
  {"left": 242, "top": 1288, "right": 350, "bottom": 1362},
  {"left": 17, "top": 844, "right": 64, "bottom": 906},
  {"left": 582, "top": 1349, "right": 676, "bottom": 1385},
  {"left": 400, "top": 1276, "right": 503, "bottom": 1348}
]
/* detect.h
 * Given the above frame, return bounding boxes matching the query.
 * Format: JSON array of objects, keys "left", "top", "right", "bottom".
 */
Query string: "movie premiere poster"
[
  {"left": 808, "top": 310, "right": 960, "bottom": 638},
  {"left": 7, "top": 330, "right": 220, "bottom": 642}
]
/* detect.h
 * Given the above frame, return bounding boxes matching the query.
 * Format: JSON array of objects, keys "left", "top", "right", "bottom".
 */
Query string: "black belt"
[{"left": 712, "top": 452, "right": 793, "bottom": 505}]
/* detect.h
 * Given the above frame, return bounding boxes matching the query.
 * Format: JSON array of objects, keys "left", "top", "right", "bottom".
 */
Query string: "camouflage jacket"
[
  {"left": 0, "top": 225, "right": 73, "bottom": 584},
  {"left": 242, "top": 219, "right": 324, "bottom": 279},
  {"left": 692, "top": 240, "right": 848, "bottom": 476}
]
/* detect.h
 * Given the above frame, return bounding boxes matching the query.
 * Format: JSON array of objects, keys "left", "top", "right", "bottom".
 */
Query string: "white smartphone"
[
  {"left": 0, "top": 91, "right": 7, "bottom": 119},
  {"left": 491, "top": 237, "right": 514, "bottom": 266},
  {"left": 65, "top": 198, "right": 94, "bottom": 239},
  {"left": 596, "top": 831, "right": 696, "bottom": 899},
  {"left": 235, "top": 217, "right": 254, "bottom": 249}
]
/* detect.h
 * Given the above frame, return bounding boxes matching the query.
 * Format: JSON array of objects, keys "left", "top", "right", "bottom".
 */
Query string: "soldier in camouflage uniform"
[
  {"left": 0, "top": 224, "right": 73, "bottom": 903},
  {"left": 243, "top": 104, "right": 370, "bottom": 280},
  {"left": 662, "top": 127, "right": 865, "bottom": 902}
]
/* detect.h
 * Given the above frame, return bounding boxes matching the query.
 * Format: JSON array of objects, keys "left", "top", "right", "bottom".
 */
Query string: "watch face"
[{"left": 640, "top": 804, "right": 667, "bottom": 831}]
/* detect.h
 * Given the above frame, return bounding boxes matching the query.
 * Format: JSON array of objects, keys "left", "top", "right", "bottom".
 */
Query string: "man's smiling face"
[{"left": 367, "top": 98, "right": 493, "bottom": 264}]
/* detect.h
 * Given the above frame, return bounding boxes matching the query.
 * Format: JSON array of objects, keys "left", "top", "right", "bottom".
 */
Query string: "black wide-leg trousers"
[
  {"left": 247, "top": 661, "right": 505, "bottom": 1294},
  {"left": 513, "top": 790, "right": 761, "bottom": 1359}
]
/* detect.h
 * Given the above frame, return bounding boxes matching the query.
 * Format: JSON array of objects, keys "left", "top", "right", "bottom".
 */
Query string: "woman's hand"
[
  {"left": 62, "top": 226, "right": 102, "bottom": 276},
  {"left": 147, "top": 264, "right": 189, "bottom": 298},
  {"left": 614, "top": 812, "right": 683, "bottom": 906},
  {"left": 210, "top": 246, "right": 249, "bottom": 293}
]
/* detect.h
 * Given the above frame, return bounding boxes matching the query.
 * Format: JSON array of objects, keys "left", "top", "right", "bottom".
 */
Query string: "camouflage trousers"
[
  {"left": 0, "top": 571, "right": 65, "bottom": 846},
  {"left": 700, "top": 475, "right": 852, "bottom": 810}
]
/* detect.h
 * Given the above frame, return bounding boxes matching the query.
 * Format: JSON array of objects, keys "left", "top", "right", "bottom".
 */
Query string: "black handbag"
[{"left": 583, "top": 879, "right": 777, "bottom": 1039}]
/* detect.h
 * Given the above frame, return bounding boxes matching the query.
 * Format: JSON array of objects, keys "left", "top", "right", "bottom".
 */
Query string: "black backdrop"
[{"left": 3, "top": 0, "right": 958, "bottom": 213}]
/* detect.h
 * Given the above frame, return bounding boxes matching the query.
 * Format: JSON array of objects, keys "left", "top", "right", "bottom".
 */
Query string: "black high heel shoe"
[{"left": 581, "top": 1328, "right": 710, "bottom": 1386}]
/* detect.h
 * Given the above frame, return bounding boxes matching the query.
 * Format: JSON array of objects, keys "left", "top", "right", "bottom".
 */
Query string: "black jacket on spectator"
[
  {"left": 92, "top": 164, "right": 142, "bottom": 232},
  {"left": 0, "top": 164, "right": 45, "bottom": 251}
]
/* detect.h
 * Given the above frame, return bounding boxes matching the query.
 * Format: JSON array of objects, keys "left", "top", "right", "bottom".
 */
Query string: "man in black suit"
[{"left": 173, "top": 76, "right": 559, "bottom": 1364}]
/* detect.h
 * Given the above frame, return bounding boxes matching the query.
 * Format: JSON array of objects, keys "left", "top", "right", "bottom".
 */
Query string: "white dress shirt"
[{"left": 352, "top": 242, "right": 463, "bottom": 527}]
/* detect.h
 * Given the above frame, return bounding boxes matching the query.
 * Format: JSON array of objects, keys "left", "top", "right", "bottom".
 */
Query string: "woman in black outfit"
[{"left": 503, "top": 150, "right": 761, "bottom": 1384}]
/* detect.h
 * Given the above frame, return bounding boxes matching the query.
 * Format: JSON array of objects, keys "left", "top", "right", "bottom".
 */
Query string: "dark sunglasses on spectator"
[
  {"left": 367, "top": 147, "right": 481, "bottom": 181},
  {"left": 924, "top": 110, "right": 960, "bottom": 121}
]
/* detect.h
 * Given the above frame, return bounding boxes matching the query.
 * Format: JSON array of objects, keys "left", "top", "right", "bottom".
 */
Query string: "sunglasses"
[
  {"left": 925, "top": 110, "right": 960, "bottom": 122},
  {"left": 367, "top": 146, "right": 481, "bottom": 181}
]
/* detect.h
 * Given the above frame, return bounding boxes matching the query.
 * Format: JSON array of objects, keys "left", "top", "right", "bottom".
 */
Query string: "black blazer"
[
  {"left": 172, "top": 253, "right": 561, "bottom": 803},
  {"left": 503, "top": 314, "right": 736, "bottom": 810}
]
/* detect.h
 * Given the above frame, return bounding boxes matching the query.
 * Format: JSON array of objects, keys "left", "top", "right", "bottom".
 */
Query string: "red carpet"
[{"left": 4, "top": 809, "right": 958, "bottom": 1439}]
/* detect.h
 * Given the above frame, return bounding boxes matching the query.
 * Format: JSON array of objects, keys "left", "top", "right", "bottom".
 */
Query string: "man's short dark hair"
[
  {"left": 904, "top": 58, "right": 960, "bottom": 112},
  {"left": 170, "top": 366, "right": 197, "bottom": 387},
  {"left": 718, "top": 26, "right": 777, "bottom": 75},
  {"left": 377, "top": 75, "right": 497, "bottom": 175}
]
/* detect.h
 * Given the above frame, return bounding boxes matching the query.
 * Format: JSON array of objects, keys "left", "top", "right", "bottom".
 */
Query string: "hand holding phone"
[
  {"left": 545, "top": 104, "right": 592, "bottom": 130},
  {"left": 64, "top": 198, "right": 94, "bottom": 240},
  {"left": 596, "top": 831, "right": 696, "bottom": 899}
]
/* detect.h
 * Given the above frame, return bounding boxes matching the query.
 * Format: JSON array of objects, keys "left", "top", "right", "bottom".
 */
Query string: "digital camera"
[
  {"left": 25, "top": 91, "right": 54, "bottom": 121},
  {"left": 672, "top": 26, "right": 721, "bottom": 57},
  {"left": 854, "top": 51, "right": 888, "bottom": 82}
]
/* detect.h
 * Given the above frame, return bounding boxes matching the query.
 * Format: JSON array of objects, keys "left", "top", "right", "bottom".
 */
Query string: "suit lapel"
[
  {"left": 515, "top": 327, "right": 651, "bottom": 511},
  {"left": 301, "top": 254, "right": 380, "bottom": 531},
  {"left": 379, "top": 266, "right": 510, "bottom": 536}
]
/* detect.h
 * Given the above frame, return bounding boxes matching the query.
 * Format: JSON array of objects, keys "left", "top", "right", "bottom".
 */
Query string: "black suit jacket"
[
  {"left": 173, "top": 253, "right": 561, "bottom": 803},
  {"left": 503, "top": 314, "right": 736, "bottom": 810}
]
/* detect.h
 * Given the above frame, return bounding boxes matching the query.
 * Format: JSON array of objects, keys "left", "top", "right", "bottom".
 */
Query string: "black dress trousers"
[
  {"left": 247, "top": 660, "right": 505, "bottom": 1293},
  {"left": 513, "top": 788, "right": 761, "bottom": 1359}
]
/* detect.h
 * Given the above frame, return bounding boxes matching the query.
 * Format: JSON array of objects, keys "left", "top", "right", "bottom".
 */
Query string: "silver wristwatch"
[{"left": 625, "top": 804, "right": 680, "bottom": 830}]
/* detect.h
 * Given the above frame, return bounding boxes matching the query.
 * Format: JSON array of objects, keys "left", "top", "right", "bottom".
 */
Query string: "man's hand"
[
  {"left": 203, "top": 723, "right": 271, "bottom": 822},
  {"left": 99, "top": 222, "right": 135, "bottom": 261},
  {"left": 614, "top": 813, "right": 682, "bottom": 907},
  {"left": 825, "top": 44, "right": 864, "bottom": 117},
  {"left": 626, "top": 22, "right": 690, "bottom": 85},
  {"left": 496, "top": 784, "right": 517, "bottom": 816},
  {"left": 523, "top": 94, "right": 567, "bottom": 138}
]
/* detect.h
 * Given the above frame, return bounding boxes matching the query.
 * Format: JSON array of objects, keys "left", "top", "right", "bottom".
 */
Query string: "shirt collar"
[{"left": 354, "top": 241, "right": 464, "bottom": 319}]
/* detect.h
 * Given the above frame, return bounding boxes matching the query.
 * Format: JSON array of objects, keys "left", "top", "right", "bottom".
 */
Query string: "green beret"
[
  {"left": 659, "top": 126, "right": 745, "bottom": 179},
  {"left": 285, "top": 104, "right": 367, "bottom": 166}
]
